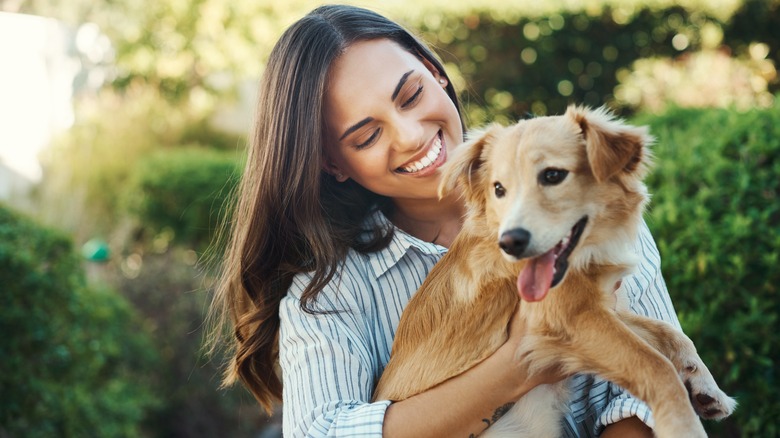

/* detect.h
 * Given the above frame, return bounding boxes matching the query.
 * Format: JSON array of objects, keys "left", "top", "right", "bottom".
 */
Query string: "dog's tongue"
[{"left": 517, "top": 249, "right": 556, "bottom": 302}]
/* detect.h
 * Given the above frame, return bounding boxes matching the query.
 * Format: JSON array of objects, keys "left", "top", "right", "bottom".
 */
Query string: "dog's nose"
[{"left": 499, "top": 228, "right": 531, "bottom": 257}]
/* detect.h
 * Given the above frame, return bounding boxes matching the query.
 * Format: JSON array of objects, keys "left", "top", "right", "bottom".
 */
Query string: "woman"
[{"left": 208, "top": 5, "right": 680, "bottom": 437}]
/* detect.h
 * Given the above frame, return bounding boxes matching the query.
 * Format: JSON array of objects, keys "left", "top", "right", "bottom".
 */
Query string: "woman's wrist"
[{"left": 489, "top": 339, "right": 535, "bottom": 401}]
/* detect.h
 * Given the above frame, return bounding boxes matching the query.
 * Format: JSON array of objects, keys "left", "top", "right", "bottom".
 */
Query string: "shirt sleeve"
[
  {"left": 279, "top": 272, "right": 390, "bottom": 437},
  {"left": 594, "top": 219, "right": 681, "bottom": 434}
]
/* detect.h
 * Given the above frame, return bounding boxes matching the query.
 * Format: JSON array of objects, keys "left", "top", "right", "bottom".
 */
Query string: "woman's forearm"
[
  {"left": 382, "top": 345, "right": 521, "bottom": 437},
  {"left": 381, "top": 337, "right": 555, "bottom": 438}
]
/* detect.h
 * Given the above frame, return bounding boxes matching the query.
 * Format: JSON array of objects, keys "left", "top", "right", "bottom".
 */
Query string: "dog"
[{"left": 373, "top": 106, "right": 735, "bottom": 437}]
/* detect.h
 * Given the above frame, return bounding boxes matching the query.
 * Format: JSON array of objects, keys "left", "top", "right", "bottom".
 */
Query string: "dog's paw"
[{"left": 682, "top": 364, "right": 737, "bottom": 420}]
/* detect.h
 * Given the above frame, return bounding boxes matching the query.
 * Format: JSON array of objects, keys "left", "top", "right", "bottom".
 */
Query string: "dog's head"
[{"left": 440, "top": 105, "right": 653, "bottom": 302}]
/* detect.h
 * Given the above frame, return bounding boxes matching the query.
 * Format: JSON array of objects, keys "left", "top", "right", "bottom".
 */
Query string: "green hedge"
[
  {"left": 412, "top": 1, "right": 780, "bottom": 123},
  {"left": 0, "top": 205, "right": 160, "bottom": 437},
  {"left": 124, "top": 147, "right": 241, "bottom": 250},
  {"left": 637, "top": 100, "right": 780, "bottom": 436},
  {"left": 104, "top": 249, "right": 266, "bottom": 437}
]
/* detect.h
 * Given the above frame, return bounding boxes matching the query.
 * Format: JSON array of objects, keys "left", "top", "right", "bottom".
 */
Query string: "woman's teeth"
[{"left": 400, "top": 136, "right": 442, "bottom": 173}]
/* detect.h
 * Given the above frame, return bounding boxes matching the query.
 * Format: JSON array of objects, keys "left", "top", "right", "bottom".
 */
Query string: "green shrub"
[
  {"left": 35, "top": 88, "right": 243, "bottom": 241},
  {"left": 0, "top": 204, "right": 160, "bottom": 437},
  {"left": 124, "top": 147, "right": 241, "bottom": 250},
  {"left": 103, "top": 249, "right": 266, "bottom": 437},
  {"left": 637, "top": 99, "right": 780, "bottom": 436},
  {"left": 410, "top": 2, "right": 779, "bottom": 123}
]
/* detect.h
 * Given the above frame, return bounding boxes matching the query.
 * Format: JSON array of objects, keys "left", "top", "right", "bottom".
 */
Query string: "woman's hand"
[{"left": 497, "top": 303, "right": 570, "bottom": 400}]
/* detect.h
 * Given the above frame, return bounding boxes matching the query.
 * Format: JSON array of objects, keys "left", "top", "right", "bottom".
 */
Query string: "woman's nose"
[{"left": 390, "top": 116, "right": 425, "bottom": 153}]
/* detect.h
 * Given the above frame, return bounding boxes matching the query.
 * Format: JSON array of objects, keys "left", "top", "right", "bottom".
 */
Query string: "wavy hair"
[{"left": 207, "top": 4, "right": 462, "bottom": 413}]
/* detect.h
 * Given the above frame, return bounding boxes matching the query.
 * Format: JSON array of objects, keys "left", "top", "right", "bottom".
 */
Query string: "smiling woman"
[{"left": 207, "top": 4, "right": 678, "bottom": 438}]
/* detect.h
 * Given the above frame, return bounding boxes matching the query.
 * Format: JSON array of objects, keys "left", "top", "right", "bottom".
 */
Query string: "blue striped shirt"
[{"left": 279, "top": 213, "right": 679, "bottom": 437}]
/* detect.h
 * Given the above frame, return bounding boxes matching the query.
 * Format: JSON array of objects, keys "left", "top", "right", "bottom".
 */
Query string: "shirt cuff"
[
  {"left": 299, "top": 400, "right": 391, "bottom": 437},
  {"left": 595, "top": 383, "right": 655, "bottom": 435}
]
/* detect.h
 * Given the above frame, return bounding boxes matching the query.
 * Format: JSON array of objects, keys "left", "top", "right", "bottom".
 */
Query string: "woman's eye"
[
  {"left": 539, "top": 168, "right": 569, "bottom": 186},
  {"left": 355, "top": 129, "right": 381, "bottom": 149},
  {"left": 401, "top": 84, "right": 423, "bottom": 109},
  {"left": 494, "top": 181, "right": 506, "bottom": 198}
]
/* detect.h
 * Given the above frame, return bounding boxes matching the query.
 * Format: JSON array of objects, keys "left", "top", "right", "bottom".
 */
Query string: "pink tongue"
[{"left": 517, "top": 249, "right": 556, "bottom": 302}]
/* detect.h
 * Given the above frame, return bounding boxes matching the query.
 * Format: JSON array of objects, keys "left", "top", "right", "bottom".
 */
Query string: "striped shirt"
[{"left": 279, "top": 212, "right": 679, "bottom": 437}]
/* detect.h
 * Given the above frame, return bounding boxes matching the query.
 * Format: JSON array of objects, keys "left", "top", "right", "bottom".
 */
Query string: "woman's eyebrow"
[
  {"left": 391, "top": 70, "right": 414, "bottom": 101},
  {"left": 339, "top": 117, "right": 374, "bottom": 141},
  {"left": 338, "top": 70, "right": 414, "bottom": 142}
]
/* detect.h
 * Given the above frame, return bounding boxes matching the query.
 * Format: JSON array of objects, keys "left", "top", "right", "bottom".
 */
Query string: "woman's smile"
[{"left": 396, "top": 130, "right": 447, "bottom": 176}]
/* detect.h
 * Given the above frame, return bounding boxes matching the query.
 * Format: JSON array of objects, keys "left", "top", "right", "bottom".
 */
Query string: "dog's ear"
[
  {"left": 567, "top": 105, "right": 652, "bottom": 183},
  {"left": 438, "top": 124, "right": 503, "bottom": 201}
]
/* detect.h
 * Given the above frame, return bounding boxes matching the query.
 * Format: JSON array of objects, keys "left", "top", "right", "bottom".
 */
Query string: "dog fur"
[{"left": 373, "top": 106, "right": 735, "bottom": 437}]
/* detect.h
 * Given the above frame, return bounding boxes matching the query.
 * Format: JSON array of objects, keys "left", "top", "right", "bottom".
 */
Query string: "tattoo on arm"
[{"left": 469, "top": 402, "right": 515, "bottom": 437}]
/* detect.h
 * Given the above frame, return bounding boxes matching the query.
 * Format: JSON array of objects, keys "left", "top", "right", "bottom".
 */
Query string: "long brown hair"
[{"left": 207, "top": 4, "right": 462, "bottom": 413}]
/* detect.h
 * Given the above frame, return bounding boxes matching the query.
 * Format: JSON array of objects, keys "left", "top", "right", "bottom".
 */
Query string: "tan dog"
[{"left": 373, "top": 106, "right": 735, "bottom": 437}]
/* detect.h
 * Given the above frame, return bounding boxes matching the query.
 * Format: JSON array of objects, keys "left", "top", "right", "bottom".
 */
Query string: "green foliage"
[
  {"left": 18, "top": 0, "right": 778, "bottom": 106},
  {"left": 413, "top": 1, "right": 779, "bottom": 124},
  {"left": 125, "top": 147, "right": 242, "bottom": 250},
  {"left": 102, "top": 249, "right": 266, "bottom": 437},
  {"left": 0, "top": 204, "right": 160, "bottom": 437},
  {"left": 722, "top": 0, "right": 780, "bottom": 68},
  {"left": 36, "top": 88, "right": 243, "bottom": 241},
  {"left": 636, "top": 100, "right": 780, "bottom": 436}
]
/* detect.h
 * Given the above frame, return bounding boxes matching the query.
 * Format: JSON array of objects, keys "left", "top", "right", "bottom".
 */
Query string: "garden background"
[{"left": 1, "top": 0, "right": 778, "bottom": 436}]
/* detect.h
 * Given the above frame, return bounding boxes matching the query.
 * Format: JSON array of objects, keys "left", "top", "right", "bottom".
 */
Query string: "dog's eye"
[
  {"left": 540, "top": 168, "right": 569, "bottom": 186},
  {"left": 494, "top": 182, "right": 506, "bottom": 198}
]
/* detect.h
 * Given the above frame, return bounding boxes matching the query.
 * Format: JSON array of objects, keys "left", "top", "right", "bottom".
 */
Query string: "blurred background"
[{"left": 0, "top": 0, "right": 778, "bottom": 436}]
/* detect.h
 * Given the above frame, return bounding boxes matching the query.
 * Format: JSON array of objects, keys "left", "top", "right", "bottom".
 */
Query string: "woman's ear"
[
  {"left": 420, "top": 56, "right": 448, "bottom": 88},
  {"left": 321, "top": 158, "right": 349, "bottom": 182}
]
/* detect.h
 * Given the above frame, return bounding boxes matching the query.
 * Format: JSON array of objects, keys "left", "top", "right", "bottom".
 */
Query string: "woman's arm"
[
  {"left": 383, "top": 313, "right": 559, "bottom": 438},
  {"left": 279, "top": 287, "right": 389, "bottom": 437}
]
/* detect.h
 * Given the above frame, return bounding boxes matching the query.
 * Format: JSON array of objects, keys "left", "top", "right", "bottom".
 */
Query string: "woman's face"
[{"left": 323, "top": 39, "right": 463, "bottom": 204}]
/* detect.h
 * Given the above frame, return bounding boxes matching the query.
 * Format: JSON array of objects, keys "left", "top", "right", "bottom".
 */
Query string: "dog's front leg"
[
  {"left": 532, "top": 309, "right": 708, "bottom": 438},
  {"left": 617, "top": 311, "right": 737, "bottom": 420}
]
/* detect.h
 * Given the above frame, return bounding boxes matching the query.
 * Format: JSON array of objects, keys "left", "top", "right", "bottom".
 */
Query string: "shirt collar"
[{"left": 364, "top": 210, "right": 447, "bottom": 279}]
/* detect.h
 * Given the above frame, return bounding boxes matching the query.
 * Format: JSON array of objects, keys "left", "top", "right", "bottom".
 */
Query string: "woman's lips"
[{"left": 396, "top": 131, "right": 446, "bottom": 176}]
